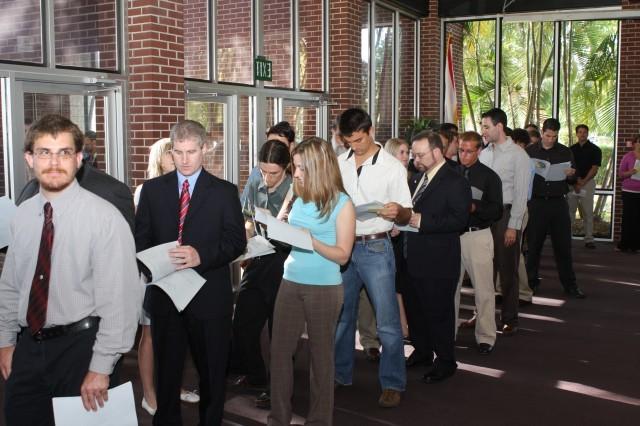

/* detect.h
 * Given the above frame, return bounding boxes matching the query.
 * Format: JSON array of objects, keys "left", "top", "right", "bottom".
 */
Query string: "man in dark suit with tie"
[
  {"left": 406, "top": 130, "right": 471, "bottom": 384},
  {"left": 135, "top": 120, "right": 246, "bottom": 425}
]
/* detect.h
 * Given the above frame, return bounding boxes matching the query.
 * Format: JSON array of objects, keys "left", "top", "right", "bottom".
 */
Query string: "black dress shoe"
[
  {"left": 421, "top": 368, "right": 455, "bottom": 384},
  {"left": 565, "top": 287, "right": 586, "bottom": 299},
  {"left": 255, "top": 392, "right": 271, "bottom": 409},
  {"left": 585, "top": 242, "right": 596, "bottom": 249},
  {"left": 495, "top": 294, "right": 503, "bottom": 305},
  {"left": 406, "top": 350, "right": 432, "bottom": 368},
  {"left": 477, "top": 343, "right": 493, "bottom": 355},
  {"left": 501, "top": 324, "right": 518, "bottom": 336},
  {"left": 365, "top": 347, "right": 381, "bottom": 362}
]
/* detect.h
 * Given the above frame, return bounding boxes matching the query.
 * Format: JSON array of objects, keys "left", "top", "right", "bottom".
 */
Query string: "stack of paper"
[
  {"left": 354, "top": 201, "right": 384, "bottom": 221},
  {"left": 234, "top": 235, "right": 276, "bottom": 262},
  {"left": 254, "top": 207, "right": 313, "bottom": 250}
]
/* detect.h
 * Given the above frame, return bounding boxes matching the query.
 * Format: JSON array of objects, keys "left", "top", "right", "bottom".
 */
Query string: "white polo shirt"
[{"left": 339, "top": 143, "right": 413, "bottom": 235}]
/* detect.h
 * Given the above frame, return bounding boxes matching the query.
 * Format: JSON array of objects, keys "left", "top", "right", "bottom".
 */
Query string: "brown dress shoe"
[
  {"left": 378, "top": 389, "right": 401, "bottom": 408},
  {"left": 501, "top": 324, "right": 518, "bottom": 336}
]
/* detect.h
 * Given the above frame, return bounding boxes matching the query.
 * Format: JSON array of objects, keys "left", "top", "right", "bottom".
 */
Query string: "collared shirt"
[
  {"left": 479, "top": 137, "right": 531, "bottom": 230},
  {"left": 460, "top": 161, "right": 503, "bottom": 228},
  {"left": 570, "top": 140, "right": 602, "bottom": 179},
  {"left": 177, "top": 168, "right": 202, "bottom": 196},
  {"left": 413, "top": 160, "right": 446, "bottom": 200},
  {"left": 339, "top": 143, "right": 413, "bottom": 235},
  {"left": 0, "top": 180, "right": 140, "bottom": 375},
  {"left": 242, "top": 174, "right": 292, "bottom": 218},
  {"left": 526, "top": 142, "right": 577, "bottom": 198}
]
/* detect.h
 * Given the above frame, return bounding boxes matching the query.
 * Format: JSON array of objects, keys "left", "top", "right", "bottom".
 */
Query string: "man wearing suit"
[
  {"left": 406, "top": 130, "right": 471, "bottom": 384},
  {"left": 16, "top": 160, "right": 135, "bottom": 232},
  {"left": 135, "top": 120, "right": 246, "bottom": 425}
]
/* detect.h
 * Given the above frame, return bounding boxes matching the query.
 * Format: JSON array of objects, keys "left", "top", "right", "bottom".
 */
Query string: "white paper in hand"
[
  {"left": 546, "top": 161, "right": 572, "bottom": 182},
  {"left": 52, "top": 381, "right": 138, "bottom": 426},
  {"left": 234, "top": 235, "right": 276, "bottom": 262},
  {"left": 266, "top": 218, "right": 313, "bottom": 250},
  {"left": 136, "top": 241, "right": 178, "bottom": 280},
  {"left": 355, "top": 201, "right": 384, "bottom": 221},
  {"left": 631, "top": 159, "right": 640, "bottom": 181}
]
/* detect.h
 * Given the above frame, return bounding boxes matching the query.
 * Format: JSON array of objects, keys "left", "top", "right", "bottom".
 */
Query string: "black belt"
[
  {"left": 26, "top": 316, "right": 99, "bottom": 342},
  {"left": 532, "top": 195, "right": 565, "bottom": 200},
  {"left": 355, "top": 232, "right": 389, "bottom": 243},
  {"left": 464, "top": 225, "right": 490, "bottom": 233}
]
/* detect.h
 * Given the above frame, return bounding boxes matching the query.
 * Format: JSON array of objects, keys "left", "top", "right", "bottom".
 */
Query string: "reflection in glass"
[
  {"left": 54, "top": 0, "right": 118, "bottom": 70},
  {"left": 500, "top": 21, "right": 554, "bottom": 129},
  {"left": 571, "top": 193, "right": 612, "bottom": 240},
  {"left": 298, "top": 0, "right": 323, "bottom": 91},
  {"left": 360, "top": 3, "right": 370, "bottom": 111},
  {"left": 559, "top": 20, "right": 618, "bottom": 190},
  {"left": 216, "top": 0, "right": 253, "bottom": 85},
  {"left": 0, "top": 82, "right": 4, "bottom": 196},
  {"left": 460, "top": 21, "right": 495, "bottom": 132},
  {"left": 373, "top": 6, "right": 394, "bottom": 143},
  {"left": 398, "top": 15, "right": 416, "bottom": 134},
  {"left": 264, "top": 0, "right": 292, "bottom": 88},
  {"left": 184, "top": 0, "right": 210, "bottom": 80},
  {"left": 0, "top": 0, "right": 42, "bottom": 64},
  {"left": 284, "top": 105, "right": 317, "bottom": 143},
  {"left": 186, "top": 101, "right": 226, "bottom": 179},
  {"left": 238, "top": 96, "right": 255, "bottom": 189}
]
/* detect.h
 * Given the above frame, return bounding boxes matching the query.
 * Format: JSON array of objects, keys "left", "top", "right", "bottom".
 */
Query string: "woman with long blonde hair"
[{"left": 268, "top": 137, "right": 355, "bottom": 426}]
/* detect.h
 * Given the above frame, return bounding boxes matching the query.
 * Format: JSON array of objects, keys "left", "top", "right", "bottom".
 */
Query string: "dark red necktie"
[
  {"left": 27, "top": 202, "right": 54, "bottom": 335},
  {"left": 177, "top": 180, "right": 190, "bottom": 245}
]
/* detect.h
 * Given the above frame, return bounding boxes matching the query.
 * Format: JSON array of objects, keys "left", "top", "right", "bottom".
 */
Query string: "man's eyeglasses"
[{"left": 32, "top": 149, "right": 76, "bottom": 160}]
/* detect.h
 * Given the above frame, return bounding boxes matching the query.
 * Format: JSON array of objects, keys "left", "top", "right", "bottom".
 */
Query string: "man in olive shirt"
[
  {"left": 0, "top": 115, "right": 140, "bottom": 425},
  {"left": 525, "top": 118, "right": 585, "bottom": 299},
  {"left": 568, "top": 124, "right": 602, "bottom": 249}
]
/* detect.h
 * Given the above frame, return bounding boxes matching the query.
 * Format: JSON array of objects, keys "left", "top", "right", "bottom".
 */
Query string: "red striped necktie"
[
  {"left": 178, "top": 180, "right": 190, "bottom": 245},
  {"left": 27, "top": 202, "right": 54, "bottom": 335}
]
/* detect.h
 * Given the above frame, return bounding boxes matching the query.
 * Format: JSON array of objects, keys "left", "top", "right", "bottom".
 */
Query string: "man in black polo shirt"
[
  {"left": 568, "top": 124, "right": 602, "bottom": 249},
  {"left": 525, "top": 118, "right": 585, "bottom": 299},
  {"left": 454, "top": 131, "right": 503, "bottom": 355}
]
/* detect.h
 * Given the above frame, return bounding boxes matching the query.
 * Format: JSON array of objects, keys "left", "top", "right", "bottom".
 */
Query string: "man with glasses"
[
  {"left": 454, "top": 131, "right": 503, "bottom": 355},
  {"left": 0, "top": 114, "right": 140, "bottom": 426}
]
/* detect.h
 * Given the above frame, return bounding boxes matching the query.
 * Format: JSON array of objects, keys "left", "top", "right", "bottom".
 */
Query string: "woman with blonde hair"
[
  {"left": 268, "top": 137, "right": 355, "bottom": 426},
  {"left": 133, "top": 138, "right": 174, "bottom": 205}
]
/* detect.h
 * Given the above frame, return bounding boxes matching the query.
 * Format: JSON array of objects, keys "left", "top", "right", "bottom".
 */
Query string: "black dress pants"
[
  {"left": 620, "top": 191, "right": 640, "bottom": 251},
  {"left": 4, "top": 324, "right": 98, "bottom": 426},
  {"left": 526, "top": 198, "right": 577, "bottom": 291},
  {"left": 230, "top": 250, "right": 287, "bottom": 385}
]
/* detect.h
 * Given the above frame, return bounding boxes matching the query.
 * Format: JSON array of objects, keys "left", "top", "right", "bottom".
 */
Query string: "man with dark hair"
[
  {"left": 568, "top": 124, "right": 601, "bottom": 249},
  {"left": 334, "top": 108, "right": 413, "bottom": 408},
  {"left": 512, "top": 128, "right": 531, "bottom": 149},
  {"left": 454, "top": 131, "right": 502, "bottom": 355},
  {"left": 0, "top": 114, "right": 140, "bottom": 425},
  {"left": 82, "top": 130, "right": 99, "bottom": 168},
  {"left": 406, "top": 130, "right": 470, "bottom": 382},
  {"left": 529, "top": 129, "right": 541, "bottom": 145},
  {"left": 479, "top": 108, "right": 531, "bottom": 336},
  {"left": 136, "top": 120, "right": 246, "bottom": 424},
  {"left": 525, "top": 123, "right": 539, "bottom": 133},
  {"left": 526, "top": 118, "right": 585, "bottom": 298}
]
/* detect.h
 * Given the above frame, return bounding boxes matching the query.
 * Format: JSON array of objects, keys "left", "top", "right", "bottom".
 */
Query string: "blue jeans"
[{"left": 334, "top": 238, "right": 406, "bottom": 391}]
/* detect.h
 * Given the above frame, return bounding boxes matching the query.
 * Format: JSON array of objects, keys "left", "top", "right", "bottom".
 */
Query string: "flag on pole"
[{"left": 444, "top": 34, "right": 458, "bottom": 125}]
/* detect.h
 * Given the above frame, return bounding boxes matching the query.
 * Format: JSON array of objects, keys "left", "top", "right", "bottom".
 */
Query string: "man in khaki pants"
[{"left": 454, "top": 132, "right": 503, "bottom": 354}]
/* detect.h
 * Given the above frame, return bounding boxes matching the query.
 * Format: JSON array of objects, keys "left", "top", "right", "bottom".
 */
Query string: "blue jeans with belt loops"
[{"left": 334, "top": 237, "right": 406, "bottom": 391}]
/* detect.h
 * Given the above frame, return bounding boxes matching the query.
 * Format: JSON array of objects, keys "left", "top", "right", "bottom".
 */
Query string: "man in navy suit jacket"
[
  {"left": 406, "top": 130, "right": 471, "bottom": 385},
  {"left": 135, "top": 120, "right": 246, "bottom": 425}
]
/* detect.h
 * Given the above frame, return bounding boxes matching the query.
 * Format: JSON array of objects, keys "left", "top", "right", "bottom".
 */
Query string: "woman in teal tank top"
[{"left": 268, "top": 137, "right": 355, "bottom": 426}]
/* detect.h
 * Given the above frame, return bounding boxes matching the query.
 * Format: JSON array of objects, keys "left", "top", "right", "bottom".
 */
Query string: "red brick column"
[
  {"left": 615, "top": 1, "right": 640, "bottom": 241},
  {"left": 128, "top": 0, "right": 185, "bottom": 188},
  {"left": 418, "top": 1, "right": 440, "bottom": 121}
]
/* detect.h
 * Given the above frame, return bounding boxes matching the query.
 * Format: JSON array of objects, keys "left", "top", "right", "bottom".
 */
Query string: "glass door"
[{"left": 282, "top": 99, "right": 321, "bottom": 143}]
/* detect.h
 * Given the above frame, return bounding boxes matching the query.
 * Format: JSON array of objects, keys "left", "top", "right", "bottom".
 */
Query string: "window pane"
[
  {"left": 0, "top": 0, "right": 43, "bottom": 64},
  {"left": 0, "top": 82, "right": 5, "bottom": 197},
  {"left": 54, "top": 0, "right": 118, "bottom": 71},
  {"left": 283, "top": 105, "right": 317, "bottom": 143},
  {"left": 373, "top": 6, "right": 393, "bottom": 142},
  {"left": 264, "top": 0, "right": 292, "bottom": 88},
  {"left": 185, "top": 0, "right": 210, "bottom": 80},
  {"left": 398, "top": 15, "right": 416, "bottom": 136},
  {"left": 461, "top": 20, "right": 495, "bottom": 132},
  {"left": 298, "top": 0, "right": 323, "bottom": 91},
  {"left": 559, "top": 20, "right": 618, "bottom": 190},
  {"left": 571, "top": 193, "right": 613, "bottom": 240},
  {"left": 238, "top": 96, "right": 255, "bottom": 189},
  {"left": 186, "top": 101, "right": 227, "bottom": 179},
  {"left": 360, "top": 2, "right": 370, "bottom": 111},
  {"left": 216, "top": 0, "right": 253, "bottom": 85},
  {"left": 500, "top": 21, "right": 554, "bottom": 129}
]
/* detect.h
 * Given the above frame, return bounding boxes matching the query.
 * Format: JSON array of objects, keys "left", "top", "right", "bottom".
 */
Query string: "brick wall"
[
  {"left": 419, "top": 0, "right": 440, "bottom": 121},
  {"left": 128, "top": 0, "right": 185, "bottom": 188},
  {"left": 216, "top": 0, "right": 253, "bottom": 84},
  {"left": 264, "top": 0, "right": 293, "bottom": 88},
  {"left": 398, "top": 15, "right": 416, "bottom": 137},
  {"left": 184, "top": 0, "right": 209, "bottom": 80},
  {"left": 615, "top": 1, "right": 640, "bottom": 241},
  {"left": 0, "top": 0, "right": 42, "bottom": 63},
  {"left": 299, "top": 0, "right": 323, "bottom": 91}
]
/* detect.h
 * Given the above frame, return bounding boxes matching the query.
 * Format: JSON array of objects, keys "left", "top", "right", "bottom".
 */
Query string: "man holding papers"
[
  {"left": 333, "top": 108, "right": 413, "bottom": 408},
  {"left": 525, "top": 118, "right": 585, "bottom": 299},
  {"left": 135, "top": 120, "right": 246, "bottom": 425},
  {"left": 0, "top": 115, "right": 140, "bottom": 425}
]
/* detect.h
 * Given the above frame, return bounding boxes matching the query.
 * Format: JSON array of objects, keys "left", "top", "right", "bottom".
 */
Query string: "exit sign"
[{"left": 255, "top": 56, "right": 272, "bottom": 81}]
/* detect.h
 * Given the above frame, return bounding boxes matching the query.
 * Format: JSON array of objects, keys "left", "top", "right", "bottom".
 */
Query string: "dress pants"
[
  {"left": 230, "top": 250, "right": 288, "bottom": 385},
  {"left": 454, "top": 228, "right": 496, "bottom": 345},
  {"left": 568, "top": 179, "right": 596, "bottom": 243},
  {"left": 619, "top": 191, "right": 640, "bottom": 251},
  {"left": 526, "top": 198, "right": 577, "bottom": 291},
  {"left": 4, "top": 324, "right": 98, "bottom": 426},
  {"left": 269, "top": 280, "right": 343, "bottom": 426},
  {"left": 149, "top": 287, "right": 231, "bottom": 426},
  {"left": 495, "top": 209, "right": 533, "bottom": 302},
  {"left": 490, "top": 205, "right": 522, "bottom": 327}
]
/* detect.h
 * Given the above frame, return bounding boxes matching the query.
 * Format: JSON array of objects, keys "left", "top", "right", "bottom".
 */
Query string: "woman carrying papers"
[
  {"left": 269, "top": 137, "right": 355, "bottom": 426},
  {"left": 230, "top": 140, "right": 293, "bottom": 396}
]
